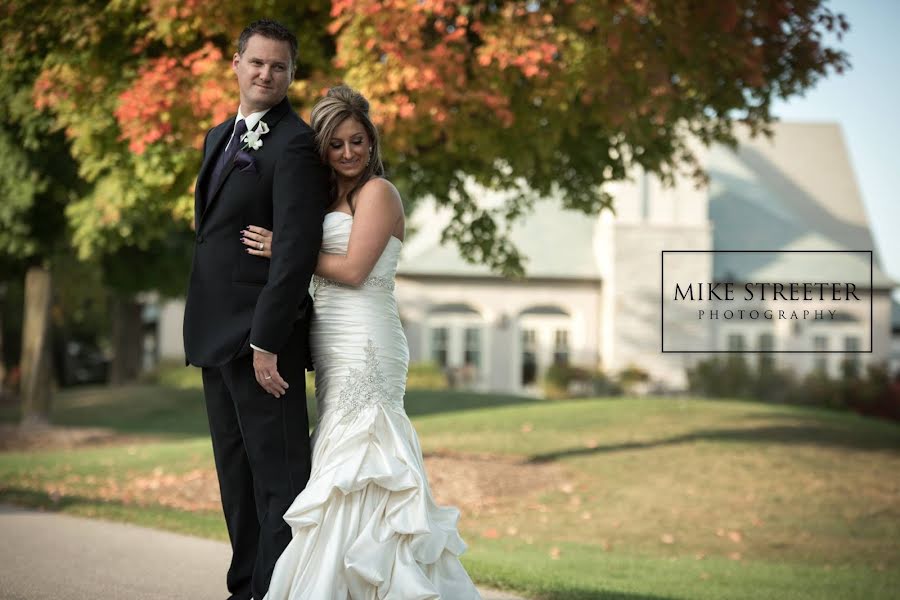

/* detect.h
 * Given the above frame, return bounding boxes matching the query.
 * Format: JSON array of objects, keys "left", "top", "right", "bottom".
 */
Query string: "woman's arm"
[
  {"left": 241, "top": 178, "right": 404, "bottom": 286},
  {"left": 316, "top": 179, "right": 403, "bottom": 286}
]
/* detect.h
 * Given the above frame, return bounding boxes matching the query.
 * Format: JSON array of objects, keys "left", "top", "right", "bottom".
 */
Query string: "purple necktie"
[{"left": 205, "top": 119, "right": 248, "bottom": 205}]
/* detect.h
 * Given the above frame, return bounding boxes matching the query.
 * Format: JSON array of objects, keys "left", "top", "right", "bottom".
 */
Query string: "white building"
[
  {"left": 157, "top": 122, "right": 896, "bottom": 393},
  {"left": 394, "top": 122, "right": 895, "bottom": 392}
]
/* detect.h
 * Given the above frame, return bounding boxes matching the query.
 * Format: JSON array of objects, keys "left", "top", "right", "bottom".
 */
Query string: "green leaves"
[{"left": 2, "top": 0, "right": 850, "bottom": 277}]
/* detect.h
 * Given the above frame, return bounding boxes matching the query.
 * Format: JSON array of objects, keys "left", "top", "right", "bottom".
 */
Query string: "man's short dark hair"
[{"left": 237, "top": 19, "right": 298, "bottom": 72}]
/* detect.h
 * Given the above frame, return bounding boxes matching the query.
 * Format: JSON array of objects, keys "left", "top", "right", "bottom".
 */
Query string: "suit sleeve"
[{"left": 249, "top": 128, "right": 328, "bottom": 353}]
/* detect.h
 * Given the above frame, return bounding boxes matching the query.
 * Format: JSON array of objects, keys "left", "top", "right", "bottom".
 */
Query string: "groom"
[{"left": 183, "top": 19, "right": 328, "bottom": 600}]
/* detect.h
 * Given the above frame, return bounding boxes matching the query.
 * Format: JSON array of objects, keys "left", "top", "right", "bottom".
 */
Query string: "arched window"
[
  {"left": 517, "top": 305, "right": 572, "bottom": 388},
  {"left": 425, "top": 303, "right": 487, "bottom": 388}
]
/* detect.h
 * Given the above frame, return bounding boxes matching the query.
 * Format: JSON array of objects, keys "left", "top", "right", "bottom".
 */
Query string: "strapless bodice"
[{"left": 314, "top": 212, "right": 401, "bottom": 292}]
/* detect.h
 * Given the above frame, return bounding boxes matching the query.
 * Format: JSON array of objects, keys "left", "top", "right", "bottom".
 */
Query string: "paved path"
[{"left": 0, "top": 504, "right": 523, "bottom": 600}]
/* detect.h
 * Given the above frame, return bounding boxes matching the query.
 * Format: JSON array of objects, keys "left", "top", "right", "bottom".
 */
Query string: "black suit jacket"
[{"left": 183, "top": 97, "right": 328, "bottom": 368}]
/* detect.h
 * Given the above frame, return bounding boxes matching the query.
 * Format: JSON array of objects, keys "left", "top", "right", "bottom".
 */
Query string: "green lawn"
[{"left": 1, "top": 378, "right": 899, "bottom": 600}]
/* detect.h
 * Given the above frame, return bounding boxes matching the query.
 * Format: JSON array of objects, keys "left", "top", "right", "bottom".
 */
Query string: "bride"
[{"left": 241, "top": 85, "right": 482, "bottom": 599}]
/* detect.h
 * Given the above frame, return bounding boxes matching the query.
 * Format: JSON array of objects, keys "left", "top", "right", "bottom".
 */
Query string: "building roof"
[
  {"left": 398, "top": 197, "right": 602, "bottom": 280},
  {"left": 707, "top": 122, "right": 894, "bottom": 288},
  {"left": 399, "top": 121, "right": 894, "bottom": 289}
]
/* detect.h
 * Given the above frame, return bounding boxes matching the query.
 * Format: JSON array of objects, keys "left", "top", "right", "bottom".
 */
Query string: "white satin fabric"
[{"left": 264, "top": 212, "right": 481, "bottom": 600}]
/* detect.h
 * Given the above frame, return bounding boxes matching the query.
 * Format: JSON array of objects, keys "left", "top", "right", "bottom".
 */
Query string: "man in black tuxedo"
[{"left": 182, "top": 19, "right": 328, "bottom": 600}]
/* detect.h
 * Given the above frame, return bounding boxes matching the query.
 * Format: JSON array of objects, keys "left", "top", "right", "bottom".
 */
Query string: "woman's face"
[{"left": 327, "top": 117, "right": 370, "bottom": 180}]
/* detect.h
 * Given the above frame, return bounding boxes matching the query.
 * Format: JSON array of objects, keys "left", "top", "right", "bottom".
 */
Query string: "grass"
[{"left": 2, "top": 377, "right": 899, "bottom": 599}]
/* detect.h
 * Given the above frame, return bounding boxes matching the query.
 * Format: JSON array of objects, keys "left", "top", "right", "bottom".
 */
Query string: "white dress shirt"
[{"left": 226, "top": 106, "right": 271, "bottom": 151}]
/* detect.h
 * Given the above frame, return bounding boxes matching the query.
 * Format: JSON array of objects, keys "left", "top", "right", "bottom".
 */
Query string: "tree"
[
  {"left": 21, "top": 1, "right": 849, "bottom": 277},
  {"left": 18, "top": 1, "right": 323, "bottom": 387},
  {"left": 0, "top": 1, "right": 195, "bottom": 419},
  {"left": 2, "top": 0, "right": 849, "bottom": 411},
  {"left": 319, "top": 0, "right": 850, "bottom": 274},
  {"left": 0, "top": 3, "right": 86, "bottom": 424}
]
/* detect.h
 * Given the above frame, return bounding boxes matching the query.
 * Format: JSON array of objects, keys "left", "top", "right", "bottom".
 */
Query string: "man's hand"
[{"left": 253, "top": 349, "right": 289, "bottom": 397}]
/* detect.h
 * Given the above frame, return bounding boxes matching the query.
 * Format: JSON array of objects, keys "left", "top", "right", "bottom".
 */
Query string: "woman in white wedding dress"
[{"left": 242, "top": 86, "right": 481, "bottom": 600}]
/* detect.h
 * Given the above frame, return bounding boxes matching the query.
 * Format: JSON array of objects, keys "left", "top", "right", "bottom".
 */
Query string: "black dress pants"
[{"left": 201, "top": 324, "right": 311, "bottom": 600}]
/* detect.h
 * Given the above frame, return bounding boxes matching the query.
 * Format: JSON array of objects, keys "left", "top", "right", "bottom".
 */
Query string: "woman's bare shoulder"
[{"left": 358, "top": 177, "right": 403, "bottom": 211}]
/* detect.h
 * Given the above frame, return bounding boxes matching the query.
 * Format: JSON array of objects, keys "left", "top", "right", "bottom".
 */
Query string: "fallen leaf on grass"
[
  {"left": 728, "top": 530, "right": 743, "bottom": 543},
  {"left": 520, "top": 423, "right": 533, "bottom": 433},
  {"left": 481, "top": 528, "right": 499, "bottom": 539},
  {"left": 660, "top": 533, "right": 675, "bottom": 544},
  {"left": 550, "top": 547, "right": 561, "bottom": 560}
]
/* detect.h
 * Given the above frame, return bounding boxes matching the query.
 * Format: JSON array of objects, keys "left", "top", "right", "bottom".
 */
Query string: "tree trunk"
[
  {"left": 0, "top": 300, "right": 6, "bottom": 403},
  {"left": 20, "top": 266, "right": 53, "bottom": 427},
  {"left": 109, "top": 295, "right": 143, "bottom": 385}
]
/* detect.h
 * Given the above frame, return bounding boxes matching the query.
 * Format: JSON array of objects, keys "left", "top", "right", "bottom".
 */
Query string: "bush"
[
  {"left": 687, "top": 356, "right": 900, "bottom": 421},
  {"left": 543, "top": 364, "right": 621, "bottom": 399},
  {"left": 686, "top": 356, "right": 758, "bottom": 398},
  {"left": 543, "top": 364, "right": 583, "bottom": 399},
  {"left": 406, "top": 362, "right": 448, "bottom": 390},
  {"left": 617, "top": 364, "right": 651, "bottom": 395}
]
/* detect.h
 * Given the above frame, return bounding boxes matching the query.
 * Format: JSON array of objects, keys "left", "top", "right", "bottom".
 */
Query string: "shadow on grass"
[
  {"left": 0, "top": 486, "right": 226, "bottom": 540},
  {"left": 1, "top": 384, "right": 539, "bottom": 438},
  {"left": 0, "top": 487, "right": 127, "bottom": 512},
  {"left": 402, "top": 390, "right": 541, "bottom": 418},
  {"left": 528, "top": 422, "right": 900, "bottom": 463},
  {"left": 530, "top": 588, "right": 680, "bottom": 600},
  {"left": 46, "top": 385, "right": 212, "bottom": 438},
  {"left": 474, "top": 563, "right": 683, "bottom": 600}
]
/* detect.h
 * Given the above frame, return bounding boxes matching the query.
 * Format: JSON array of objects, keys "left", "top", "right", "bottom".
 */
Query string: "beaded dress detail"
[{"left": 264, "top": 212, "right": 481, "bottom": 599}]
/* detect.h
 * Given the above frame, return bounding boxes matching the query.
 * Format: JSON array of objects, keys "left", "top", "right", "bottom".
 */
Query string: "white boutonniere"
[{"left": 241, "top": 120, "right": 269, "bottom": 151}]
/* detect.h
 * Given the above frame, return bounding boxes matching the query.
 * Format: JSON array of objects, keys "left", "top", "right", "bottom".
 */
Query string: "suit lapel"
[
  {"left": 197, "top": 97, "right": 295, "bottom": 226},
  {"left": 195, "top": 121, "right": 233, "bottom": 226}
]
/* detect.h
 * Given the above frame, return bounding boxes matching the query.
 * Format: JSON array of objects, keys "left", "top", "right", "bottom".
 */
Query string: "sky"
[{"left": 771, "top": 1, "right": 900, "bottom": 298}]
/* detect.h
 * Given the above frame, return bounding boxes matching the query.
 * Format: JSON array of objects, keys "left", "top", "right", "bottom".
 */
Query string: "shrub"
[
  {"left": 542, "top": 364, "right": 582, "bottom": 399},
  {"left": 750, "top": 358, "right": 796, "bottom": 404},
  {"left": 406, "top": 362, "right": 448, "bottom": 390},
  {"left": 687, "top": 356, "right": 899, "bottom": 421},
  {"left": 617, "top": 365, "right": 651, "bottom": 395},
  {"left": 543, "top": 364, "right": 621, "bottom": 399}
]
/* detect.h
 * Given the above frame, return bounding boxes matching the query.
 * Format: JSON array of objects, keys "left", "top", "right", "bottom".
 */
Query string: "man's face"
[{"left": 232, "top": 34, "right": 293, "bottom": 113}]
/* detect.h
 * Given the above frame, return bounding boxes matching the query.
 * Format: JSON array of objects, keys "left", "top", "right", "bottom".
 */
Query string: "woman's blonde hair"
[{"left": 310, "top": 85, "right": 384, "bottom": 212}]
